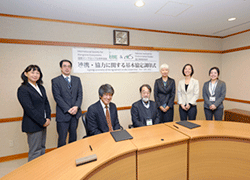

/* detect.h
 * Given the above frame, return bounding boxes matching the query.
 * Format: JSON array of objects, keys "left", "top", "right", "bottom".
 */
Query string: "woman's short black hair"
[
  {"left": 139, "top": 84, "right": 151, "bottom": 93},
  {"left": 21, "top": 65, "right": 43, "bottom": 85},
  {"left": 99, "top": 84, "right": 114, "bottom": 98},
  {"left": 209, "top": 67, "right": 220, "bottom": 76},
  {"left": 182, "top": 64, "right": 194, "bottom": 76},
  {"left": 59, "top": 59, "right": 72, "bottom": 67}
]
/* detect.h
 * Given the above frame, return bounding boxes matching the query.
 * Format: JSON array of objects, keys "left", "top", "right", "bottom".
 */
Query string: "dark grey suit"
[
  {"left": 154, "top": 77, "right": 176, "bottom": 122},
  {"left": 86, "top": 101, "right": 121, "bottom": 136},
  {"left": 52, "top": 75, "right": 83, "bottom": 147},
  {"left": 202, "top": 79, "right": 226, "bottom": 120},
  {"left": 131, "top": 100, "right": 160, "bottom": 127}
]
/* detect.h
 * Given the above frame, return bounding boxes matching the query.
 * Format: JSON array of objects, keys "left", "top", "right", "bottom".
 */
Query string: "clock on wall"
[{"left": 113, "top": 30, "right": 129, "bottom": 46}]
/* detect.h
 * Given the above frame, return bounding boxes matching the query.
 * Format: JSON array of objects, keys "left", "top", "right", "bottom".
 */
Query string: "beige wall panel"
[
  {"left": 130, "top": 30, "right": 222, "bottom": 50},
  {"left": 0, "top": 16, "right": 222, "bottom": 50},
  {"left": 0, "top": 44, "right": 72, "bottom": 118},
  {"left": 224, "top": 101, "right": 250, "bottom": 112},
  {"left": 117, "top": 110, "right": 132, "bottom": 129},
  {"left": 0, "top": 121, "right": 27, "bottom": 156},
  {"left": 221, "top": 50, "right": 250, "bottom": 100},
  {"left": 0, "top": 118, "right": 58, "bottom": 157},
  {"left": 222, "top": 31, "right": 250, "bottom": 50},
  {"left": 0, "top": 17, "right": 113, "bottom": 45}
]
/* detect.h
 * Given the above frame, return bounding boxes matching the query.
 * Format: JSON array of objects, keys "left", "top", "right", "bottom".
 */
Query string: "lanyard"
[{"left": 209, "top": 81, "right": 218, "bottom": 96}]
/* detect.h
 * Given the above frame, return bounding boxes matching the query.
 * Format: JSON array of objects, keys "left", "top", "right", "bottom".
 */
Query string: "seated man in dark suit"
[
  {"left": 86, "top": 84, "right": 121, "bottom": 136},
  {"left": 131, "top": 84, "right": 160, "bottom": 128}
]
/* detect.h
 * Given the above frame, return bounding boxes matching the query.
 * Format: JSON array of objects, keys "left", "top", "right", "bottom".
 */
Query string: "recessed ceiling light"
[
  {"left": 135, "top": 0, "right": 145, "bottom": 7},
  {"left": 228, "top": 17, "right": 236, "bottom": 22}
]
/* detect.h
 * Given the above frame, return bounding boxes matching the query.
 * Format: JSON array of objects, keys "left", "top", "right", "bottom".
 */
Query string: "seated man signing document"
[
  {"left": 86, "top": 84, "right": 121, "bottom": 136},
  {"left": 131, "top": 84, "right": 160, "bottom": 127}
]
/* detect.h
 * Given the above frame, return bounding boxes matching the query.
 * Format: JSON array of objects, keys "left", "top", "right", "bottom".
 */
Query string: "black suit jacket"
[
  {"left": 52, "top": 75, "right": 83, "bottom": 122},
  {"left": 86, "top": 101, "right": 121, "bottom": 136},
  {"left": 17, "top": 84, "right": 51, "bottom": 133},
  {"left": 131, "top": 100, "right": 160, "bottom": 128},
  {"left": 154, "top": 77, "right": 176, "bottom": 108}
]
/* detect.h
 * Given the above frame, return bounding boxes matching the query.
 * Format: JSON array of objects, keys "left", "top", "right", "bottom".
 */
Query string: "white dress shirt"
[
  {"left": 100, "top": 100, "right": 109, "bottom": 116},
  {"left": 62, "top": 74, "right": 71, "bottom": 82},
  {"left": 29, "top": 82, "right": 42, "bottom": 96}
]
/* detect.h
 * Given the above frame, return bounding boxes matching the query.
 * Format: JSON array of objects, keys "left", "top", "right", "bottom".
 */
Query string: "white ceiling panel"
[{"left": 0, "top": 0, "right": 250, "bottom": 37}]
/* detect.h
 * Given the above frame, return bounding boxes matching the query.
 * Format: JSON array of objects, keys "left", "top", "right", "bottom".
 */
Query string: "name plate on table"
[{"left": 75, "top": 154, "right": 97, "bottom": 166}]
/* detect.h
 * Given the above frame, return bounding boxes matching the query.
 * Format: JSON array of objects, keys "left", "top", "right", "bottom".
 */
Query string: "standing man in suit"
[
  {"left": 52, "top": 59, "right": 83, "bottom": 147},
  {"left": 131, "top": 84, "right": 160, "bottom": 128},
  {"left": 86, "top": 84, "right": 121, "bottom": 136}
]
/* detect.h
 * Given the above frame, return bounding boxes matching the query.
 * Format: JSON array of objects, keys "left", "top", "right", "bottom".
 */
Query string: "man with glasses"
[
  {"left": 52, "top": 59, "right": 83, "bottom": 147},
  {"left": 131, "top": 84, "right": 160, "bottom": 128}
]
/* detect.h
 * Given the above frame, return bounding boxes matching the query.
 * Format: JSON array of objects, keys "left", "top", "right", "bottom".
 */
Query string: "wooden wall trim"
[
  {"left": 2, "top": 98, "right": 250, "bottom": 123},
  {"left": 222, "top": 45, "right": 250, "bottom": 54},
  {"left": 0, "top": 148, "right": 56, "bottom": 163},
  {"left": 0, "top": 106, "right": 131, "bottom": 123},
  {"left": 222, "top": 29, "right": 250, "bottom": 39},
  {"left": 1, "top": 38, "right": 249, "bottom": 54},
  {"left": 0, "top": 38, "right": 221, "bottom": 53},
  {"left": 225, "top": 97, "right": 250, "bottom": 104},
  {"left": 0, "top": 13, "right": 222, "bottom": 39},
  {"left": 0, "top": 117, "right": 23, "bottom": 123},
  {"left": 3, "top": 98, "right": 250, "bottom": 124}
]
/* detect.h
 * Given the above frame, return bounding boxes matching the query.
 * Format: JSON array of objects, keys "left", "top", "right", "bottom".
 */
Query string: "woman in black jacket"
[
  {"left": 17, "top": 65, "right": 51, "bottom": 161},
  {"left": 154, "top": 64, "right": 176, "bottom": 123}
]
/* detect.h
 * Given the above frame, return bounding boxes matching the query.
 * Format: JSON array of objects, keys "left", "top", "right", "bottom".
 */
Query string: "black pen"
[
  {"left": 173, "top": 125, "right": 179, "bottom": 129},
  {"left": 89, "top": 145, "right": 93, "bottom": 151}
]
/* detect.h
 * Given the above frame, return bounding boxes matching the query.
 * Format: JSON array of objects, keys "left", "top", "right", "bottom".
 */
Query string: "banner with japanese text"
[{"left": 72, "top": 48, "right": 159, "bottom": 73}]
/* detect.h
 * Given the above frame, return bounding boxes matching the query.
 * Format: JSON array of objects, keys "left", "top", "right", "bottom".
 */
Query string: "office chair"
[
  {"left": 128, "top": 124, "right": 134, "bottom": 129},
  {"left": 81, "top": 112, "right": 88, "bottom": 138}
]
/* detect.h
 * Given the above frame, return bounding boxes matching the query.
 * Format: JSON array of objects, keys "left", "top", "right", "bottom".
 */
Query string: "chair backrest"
[
  {"left": 81, "top": 112, "right": 88, "bottom": 138},
  {"left": 128, "top": 124, "right": 134, "bottom": 129}
]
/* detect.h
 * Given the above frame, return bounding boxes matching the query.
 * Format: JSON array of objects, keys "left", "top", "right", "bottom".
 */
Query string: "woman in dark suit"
[
  {"left": 202, "top": 67, "right": 226, "bottom": 120},
  {"left": 17, "top": 65, "right": 51, "bottom": 161},
  {"left": 154, "top": 64, "right": 176, "bottom": 123}
]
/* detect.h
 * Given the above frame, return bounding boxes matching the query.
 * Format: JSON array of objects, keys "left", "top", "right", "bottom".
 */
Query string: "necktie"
[
  {"left": 65, "top": 77, "right": 71, "bottom": 89},
  {"left": 105, "top": 105, "right": 113, "bottom": 132}
]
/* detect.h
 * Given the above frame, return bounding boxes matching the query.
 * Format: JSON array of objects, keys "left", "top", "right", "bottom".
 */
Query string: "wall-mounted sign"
[{"left": 73, "top": 48, "right": 159, "bottom": 73}]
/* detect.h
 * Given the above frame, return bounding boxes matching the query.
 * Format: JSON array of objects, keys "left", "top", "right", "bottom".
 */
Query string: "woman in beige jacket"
[{"left": 177, "top": 64, "right": 199, "bottom": 121}]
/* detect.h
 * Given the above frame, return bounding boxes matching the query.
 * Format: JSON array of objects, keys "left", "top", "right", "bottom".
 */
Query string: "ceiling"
[{"left": 1, "top": 0, "right": 250, "bottom": 37}]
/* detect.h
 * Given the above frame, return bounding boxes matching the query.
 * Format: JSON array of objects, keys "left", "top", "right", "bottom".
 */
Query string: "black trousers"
[
  {"left": 204, "top": 108, "right": 223, "bottom": 121},
  {"left": 159, "top": 108, "right": 174, "bottom": 123},
  {"left": 57, "top": 116, "right": 79, "bottom": 148},
  {"left": 179, "top": 105, "right": 197, "bottom": 121}
]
